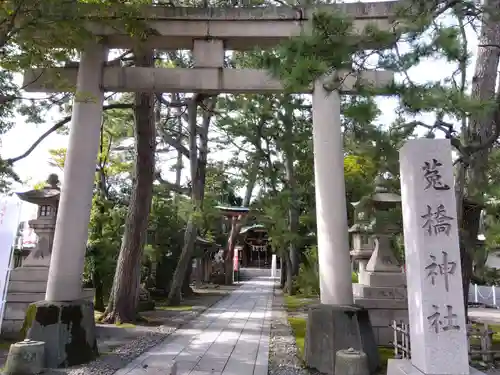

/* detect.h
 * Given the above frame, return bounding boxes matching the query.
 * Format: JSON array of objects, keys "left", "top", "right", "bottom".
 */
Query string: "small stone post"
[{"left": 335, "top": 348, "right": 370, "bottom": 375}]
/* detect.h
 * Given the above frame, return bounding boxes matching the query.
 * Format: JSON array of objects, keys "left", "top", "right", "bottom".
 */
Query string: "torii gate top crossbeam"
[{"left": 41, "top": 1, "right": 399, "bottom": 50}]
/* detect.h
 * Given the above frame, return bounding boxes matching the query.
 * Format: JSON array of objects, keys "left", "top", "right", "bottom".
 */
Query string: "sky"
[{"left": 0, "top": 0, "right": 480, "bottom": 221}]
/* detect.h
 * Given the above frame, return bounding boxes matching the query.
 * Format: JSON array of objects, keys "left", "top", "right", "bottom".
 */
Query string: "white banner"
[{"left": 0, "top": 196, "right": 22, "bottom": 333}]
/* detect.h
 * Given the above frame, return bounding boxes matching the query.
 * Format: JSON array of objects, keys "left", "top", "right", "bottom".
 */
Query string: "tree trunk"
[
  {"left": 169, "top": 218, "right": 197, "bottom": 305},
  {"left": 461, "top": 199, "right": 483, "bottom": 320},
  {"left": 281, "top": 104, "right": 301, "bottom": 278},
  {"left": 93, "top": 269, "right": 105, "bottom": 312},
  {"left": 182, "top": 257, "right": 195, "bottom": 297},
  {"left": 283, "top": 251, "right": 293, "bottom": 294},
  {"left": 462, "top": 0, "right": 500, "bottom": 309},
  {"left": 174, "top": 93, "right": 184, "bottom": 211},
  {"left": 168, "top": 96, "right": 214, "bottom": 305},
  {"left": 280, "top": 255, "right": 287, "bottom": 289},
  {"left": 225, "top": 218, "right": 240, "bottom": 285},
  {"left": 102, "top": 49, "right": 156, "bottom": 323}
]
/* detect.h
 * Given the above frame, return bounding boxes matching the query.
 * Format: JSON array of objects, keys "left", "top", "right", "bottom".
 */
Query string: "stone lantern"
[
  {"left": 2, "top": 174, "right": 94, "bottom": 337},
  {"left": 349, "top": 202, "right": 375, "bottom": 286},
  {"left": 16, "top": 174, "right": 60, "bottom": 267},
  {"left": 351, "top": 175, "right": 408, "bottom": 346},
  {"left": 2, "top": 175, "right": 61, "bottom": 336}
]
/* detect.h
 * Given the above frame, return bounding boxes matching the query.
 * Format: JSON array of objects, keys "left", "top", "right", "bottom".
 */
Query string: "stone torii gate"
[{"left": 22, "top": 2, "right": 397, "bottom": 368}]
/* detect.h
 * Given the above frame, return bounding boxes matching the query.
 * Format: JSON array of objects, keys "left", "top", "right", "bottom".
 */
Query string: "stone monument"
[
  {"left": 351, "top": 177, "right": 408, "bottom": 345},
  {"left": 20, "top": 2, "right": 399, "bottom": 367},
  {"left": 388, "top": 139, "right": 481, "bottom": 375}
]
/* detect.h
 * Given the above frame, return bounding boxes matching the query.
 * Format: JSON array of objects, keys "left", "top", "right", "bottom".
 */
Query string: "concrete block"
[{"left": 304, "top": 304, "right": 380, "bottom": 375}]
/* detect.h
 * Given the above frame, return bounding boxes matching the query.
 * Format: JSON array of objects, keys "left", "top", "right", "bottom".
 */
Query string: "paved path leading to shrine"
[{"left": 114, "top": 277, "right": 275, "bottom": 375}]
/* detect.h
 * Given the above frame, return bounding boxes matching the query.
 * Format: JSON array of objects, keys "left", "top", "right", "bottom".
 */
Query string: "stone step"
[
  {"left": 9, "top": 267, "right": 49, "bottom": 282},
  {"left": 8, "top": 281, "right": 47, "bottom": 293},
  {"left": 6, "top": 292, "right": 45, "bottom": 302},
  {"left": 4, "top": 301, "right": 30, "bottom": 320},
  {"left": 1, "top": 319, "right": 24, "bottom": 338},
  {"left": 353, "top": 284, "right": 407, "bottom": 300}
]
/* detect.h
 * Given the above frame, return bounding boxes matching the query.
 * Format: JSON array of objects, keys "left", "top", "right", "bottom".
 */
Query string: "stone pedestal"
[
  {"left": 353, "top": 234, "right": 408, "bottom": 345},
  {"left": 304, "top": 304, "right": 380, "bottom": 375},
  {"left": 387, "top": 359, "right": 484, "bottom": 375},
  {"left": 24, "top": 300, "right": 98, "bottom": 367}
]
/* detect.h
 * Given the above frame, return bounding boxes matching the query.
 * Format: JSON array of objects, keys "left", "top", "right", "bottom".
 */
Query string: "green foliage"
[
  {"left": 351, "top": 272, "right": 359, "bottom": 284},
  {"left": 84, "top": 195, "right": 127, "bottom": 292},
  {"left": 295, "top": 246, "right": 319, "bottom": 297},
  {"left": 261, "top": 11, "right": 393, "bottom": 92}
]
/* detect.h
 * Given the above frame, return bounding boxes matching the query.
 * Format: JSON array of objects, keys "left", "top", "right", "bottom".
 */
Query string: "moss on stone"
[{"left": 20, "top": 303, "right": 37, "bottom": 339}]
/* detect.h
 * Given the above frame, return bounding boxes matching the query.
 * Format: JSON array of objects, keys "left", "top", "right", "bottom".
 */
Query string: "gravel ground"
[
  {"left": 45, "top": 311, "right": 198, "bottom": 375},
  {"left": 39, "top": 288, "right": 235, "bottom": 375},
  {"left": 268, "top": 288, "right": 317, "bottom": 375}
]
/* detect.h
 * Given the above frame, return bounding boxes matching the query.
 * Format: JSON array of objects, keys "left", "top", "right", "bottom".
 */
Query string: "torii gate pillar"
[
  {"left": 312, "top": 82, "right": 353, "bottom": 306},
  {"left": 24, "top": 45, "right": 105, "bottom": 367}
]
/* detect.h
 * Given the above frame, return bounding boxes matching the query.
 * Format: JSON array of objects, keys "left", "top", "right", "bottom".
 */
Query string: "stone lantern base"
[
  {"left": 23, "top": 299, "right": 98, "bottom": 367},
  {"left": 353, "top": 275, "right": 408, "bottom": 346},
  {"left": 353, "top": 235, "right": 408, "bottom": 346}
]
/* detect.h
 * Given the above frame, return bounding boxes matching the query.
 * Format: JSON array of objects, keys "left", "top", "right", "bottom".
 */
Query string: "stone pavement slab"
[{"left": 114, "top": 277, "right": 274, "bottom": 375}]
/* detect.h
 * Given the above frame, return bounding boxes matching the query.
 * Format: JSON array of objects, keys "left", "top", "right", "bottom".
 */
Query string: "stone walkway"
[{"left": 115, "top": 277, "right": 275, "bottom": 375}]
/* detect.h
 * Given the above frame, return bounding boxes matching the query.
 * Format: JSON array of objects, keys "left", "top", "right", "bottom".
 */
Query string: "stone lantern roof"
[
  {"left": 370, "top": 175, "right": 401, "bottom": 209},
  {"left": 16, "top": 174, "right": 60, "bottom": 206}
]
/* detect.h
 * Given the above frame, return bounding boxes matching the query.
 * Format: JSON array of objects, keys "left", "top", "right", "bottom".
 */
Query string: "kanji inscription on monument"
[
  {"left": 421, "top": 204, "right": 453, "bottom": 236},
  {"left": 427, "top": 304, "right": 460, "bottom": 333},
  {"left": 400, "top": 139, "right": 469, "bottom": 375},
  {"left": 422, "top": 159, "right": 450, "bottom": 191},
  {"left": 425, "top": 251, "right": 456, "bottom": 292}
]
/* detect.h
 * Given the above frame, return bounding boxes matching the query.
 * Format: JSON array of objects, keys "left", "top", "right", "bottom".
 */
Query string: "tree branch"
[
  {"left": 6, "top": 103, "right": 134, "bottom": 165},
  {"left": 155, "top": 171, "right": 190, "bottom": 195}
]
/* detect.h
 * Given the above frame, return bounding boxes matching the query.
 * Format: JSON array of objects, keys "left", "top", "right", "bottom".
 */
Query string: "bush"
[{"left": 295, "top": 246, "right": 320, "bottom": 296}]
